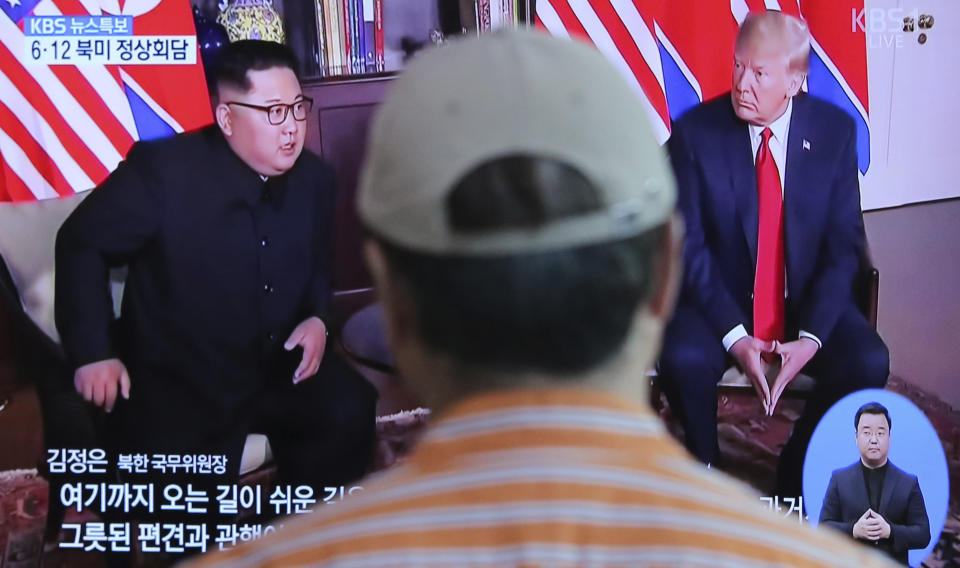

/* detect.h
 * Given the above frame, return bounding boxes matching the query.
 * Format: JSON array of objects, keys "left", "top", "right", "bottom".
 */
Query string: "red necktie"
[{"left": 754, "top": 128, "right": 785, "bottom": 342}]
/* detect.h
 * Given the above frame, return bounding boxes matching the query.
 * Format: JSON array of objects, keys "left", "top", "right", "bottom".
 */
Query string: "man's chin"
[
  {"left": 733, "top": 105, "right": 757, "bottom": 123},
  {"left": 271, "top": 157, "right": 300, "bottom": 175},
  {"left": 863, "top": 455, "right": 886, "bottom": 468}
]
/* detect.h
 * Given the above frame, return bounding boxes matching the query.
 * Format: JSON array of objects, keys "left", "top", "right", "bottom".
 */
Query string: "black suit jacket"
[
  {"left": 55, "top": 126, "right": 336, "bottom": 439},
  {"left": 820, "top": 460, "right": 930, "bottom": 564},
  {"left": 668, "top": 93, "right": 866, "bottom": 344}
]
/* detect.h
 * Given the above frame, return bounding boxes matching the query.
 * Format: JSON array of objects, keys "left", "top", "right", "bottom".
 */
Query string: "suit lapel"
[
  {"left": 846, "top": 463, "right": 872, "bottom": 512},
  {"left": 783, "top": 95, "right": 820, "bottom": 295},
  {"left": 727, "top": 122, "right": 759, "bottom": 266},
  {"left": 784, "top": 105, "right": 806, "bottom": 295},
  {"left": 879, "top": 463, "right": 898, "bottom": 515}
]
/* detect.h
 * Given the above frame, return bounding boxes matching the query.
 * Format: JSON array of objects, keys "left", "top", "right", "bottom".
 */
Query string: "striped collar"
[{"left": 418, "top": 387, "right": 665, "bottom": 447}]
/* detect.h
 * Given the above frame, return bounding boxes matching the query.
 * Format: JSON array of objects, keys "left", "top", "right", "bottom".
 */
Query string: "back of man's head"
[
  {"left": 212, "top": 39, "right": 300, "bottom": 99},
  {"left": 357, "top": 31, "right": 679, "bottom": 396}
]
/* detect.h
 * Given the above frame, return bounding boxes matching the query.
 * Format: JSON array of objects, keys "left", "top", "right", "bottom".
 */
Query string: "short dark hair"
[
  {"left": 855, "top": 402, "right": 891, "bottom": 431},
  {"left": 212, "top": 40, "right": 300, "bottom": 94},
  {"left": 376, "top": 154, "right": 668, "bottom": 377}
]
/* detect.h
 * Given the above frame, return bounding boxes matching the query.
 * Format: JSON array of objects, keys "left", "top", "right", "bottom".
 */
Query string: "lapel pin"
[{"left": 802, "top": 139, "right": 811, "bottom": 151}]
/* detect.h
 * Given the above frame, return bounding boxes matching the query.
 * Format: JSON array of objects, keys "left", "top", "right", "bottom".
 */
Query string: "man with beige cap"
[{"left": 184, "top": 30, "right": 898, "bottom": 568}]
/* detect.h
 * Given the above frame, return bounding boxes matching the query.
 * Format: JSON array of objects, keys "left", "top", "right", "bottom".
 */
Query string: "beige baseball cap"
[{"left": 358, "top": 29, "right": 675, "bottom": 255}]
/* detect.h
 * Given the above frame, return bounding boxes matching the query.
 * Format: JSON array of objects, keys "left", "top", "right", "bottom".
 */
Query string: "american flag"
[
  {"left": 536, "top": 0, "right": 871, "bottom": 174},
  {"left": 0, "top": 0, "right": 212, "bottom": 202}
]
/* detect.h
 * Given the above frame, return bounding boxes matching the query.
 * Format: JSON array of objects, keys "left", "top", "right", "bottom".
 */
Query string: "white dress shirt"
[{"left": 722, "top": 98, "right": 822, "bottom": 351}]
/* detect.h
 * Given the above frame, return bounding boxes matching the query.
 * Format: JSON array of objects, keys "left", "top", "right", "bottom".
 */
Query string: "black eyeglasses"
[{"left": 225, "top": 97, "right": 314, "bottom": 125}]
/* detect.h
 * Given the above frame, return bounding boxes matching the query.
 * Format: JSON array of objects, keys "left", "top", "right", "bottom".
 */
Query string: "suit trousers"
[
  {"left": 98, "top": 348, "right": 377, "bottom": 562},
  {"left": 658, "top": 303, "right": 889, "bottom": 496},
  {"left": 109, "top": 347, "right": 378, "bottom": 487}
]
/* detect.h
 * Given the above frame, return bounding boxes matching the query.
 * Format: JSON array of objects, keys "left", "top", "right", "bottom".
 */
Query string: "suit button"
[
  {"left": 263, "top": 283, "right": 274, "bottom": 293},
  {"left": 260, "top": 237, "right": 269, "bottom": 247},
  {"left": 267, "top": 332, "right": 277, "bottom": 341}
]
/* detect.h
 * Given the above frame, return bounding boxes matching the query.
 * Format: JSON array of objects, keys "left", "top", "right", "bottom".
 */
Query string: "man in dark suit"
[
  {"left": 820, "top": 403, "right": 930, "bottom": 564},
  {"left": 660, "top": 10, "right": 889, "bottom": 497},
  {"left": 56, "top": 41, "right": 377, "bottom": 499}
]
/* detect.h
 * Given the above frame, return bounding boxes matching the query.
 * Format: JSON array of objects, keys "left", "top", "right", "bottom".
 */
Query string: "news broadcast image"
[{"left": 0, "top": 0, "right": 956, "bottom": 567}]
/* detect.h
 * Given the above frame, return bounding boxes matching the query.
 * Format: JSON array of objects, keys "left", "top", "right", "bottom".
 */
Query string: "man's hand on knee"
[
  {"left": 729, "top": 336, "right": 776, "bottom": 413},
  {"left": 74, "top": 358, "right": 131, "bottom": 413}
]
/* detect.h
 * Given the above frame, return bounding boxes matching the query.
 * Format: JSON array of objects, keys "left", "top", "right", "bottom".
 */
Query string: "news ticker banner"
[
  {"left": 59, "top": 484, "right": 364, "bottom": 554},
  {"left": 47, "top": 448, "right": 363, "bottom": 554},
  {"left": 57, "top": 493, "right": 807, "bottom": 555},
  {"left": 24, "top": 15, "right": 196, "bottom": 65},
  {"left": 49, "top": 447, "right": 805, "bottom": 555}
]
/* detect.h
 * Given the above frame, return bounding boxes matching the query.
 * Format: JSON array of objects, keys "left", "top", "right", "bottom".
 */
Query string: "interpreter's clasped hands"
[{"left": 852, "top": 509, "right": 891, "bottom": 541}]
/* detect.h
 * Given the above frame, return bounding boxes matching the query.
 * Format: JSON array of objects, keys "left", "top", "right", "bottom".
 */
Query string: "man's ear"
[
  {"left": 215, "top": 103, "right": 233, "bottom": 137},
  {"left": 363, "top": 239, "right": 414, "bottom": 350},
  {"left": 648, "top": 213, "right": 684, "bottom": 322},
  {"left": 786, "top": 70, "right": 805, "bottom": 98}
]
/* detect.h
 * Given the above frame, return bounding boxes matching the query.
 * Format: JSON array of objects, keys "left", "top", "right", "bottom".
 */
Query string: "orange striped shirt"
[{"left": 185, "top": 388, "right": 899, "bottom": 567}]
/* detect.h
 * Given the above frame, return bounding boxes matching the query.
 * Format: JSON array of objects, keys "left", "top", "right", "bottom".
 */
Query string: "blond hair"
[{"left": 736, "top": 10, "right": 810, "bottom": 74}]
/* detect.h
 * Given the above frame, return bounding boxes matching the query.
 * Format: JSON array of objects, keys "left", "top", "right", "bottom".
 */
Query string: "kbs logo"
[{"left": 851, "top": 8, "right": 935, "bottom": 48}]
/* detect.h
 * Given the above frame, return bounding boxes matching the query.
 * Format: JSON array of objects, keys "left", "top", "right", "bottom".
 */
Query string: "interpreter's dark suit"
[
  {"left": 56, "top": 125, "right": 377, "bottom": 490},
  {"left": 660, "top": 94, "right": 889, "bottom": 495},
  {"left": 820, "top": 461, "right": 930, "bottom": 564}
]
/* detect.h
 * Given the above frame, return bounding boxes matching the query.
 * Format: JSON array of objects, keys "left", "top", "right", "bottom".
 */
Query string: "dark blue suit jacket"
[
  {"left": 819, "top": 460, "right": 930, "bottom": 564},
  {"left": 668, "top": 93, "right": 866, "bottom": 344}
]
